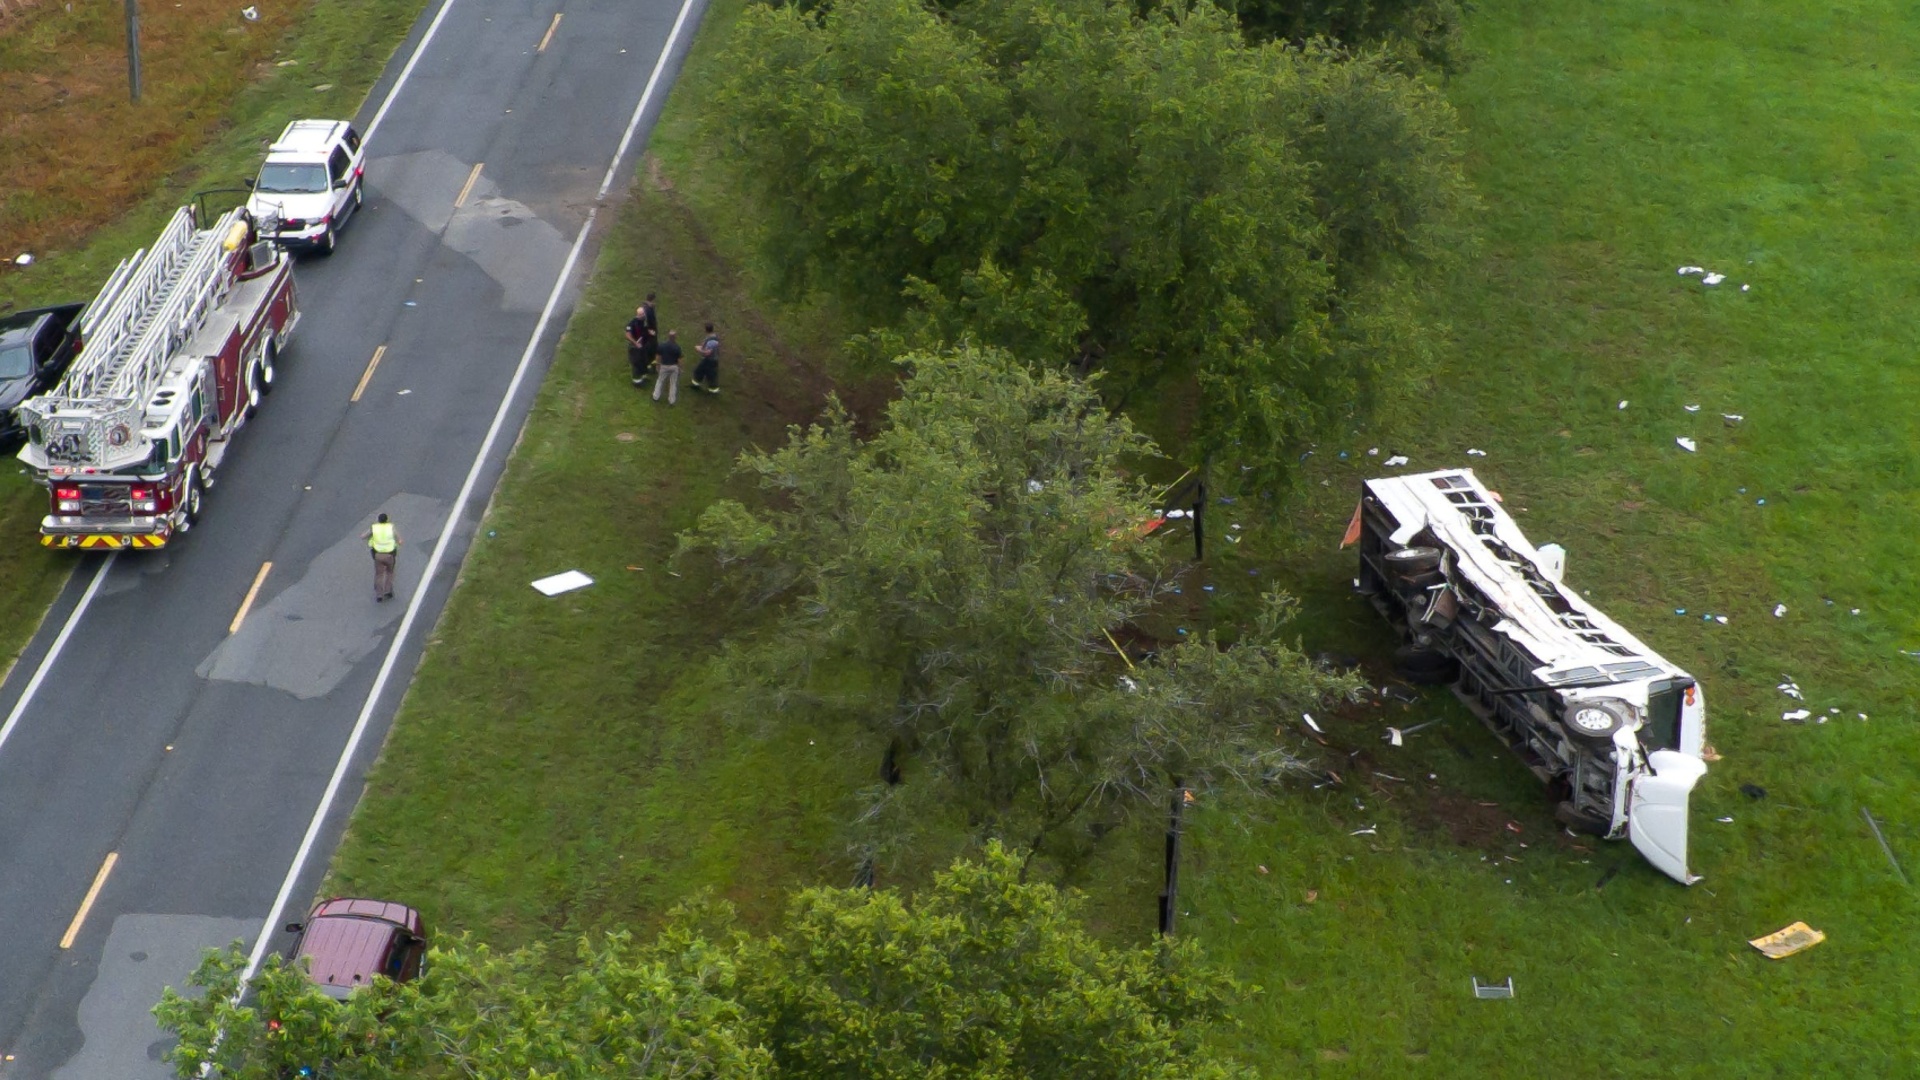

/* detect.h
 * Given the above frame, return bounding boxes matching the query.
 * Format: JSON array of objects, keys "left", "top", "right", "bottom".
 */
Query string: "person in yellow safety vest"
[{"left": 361, "top": 512, "right": 401, "bottom": 602}]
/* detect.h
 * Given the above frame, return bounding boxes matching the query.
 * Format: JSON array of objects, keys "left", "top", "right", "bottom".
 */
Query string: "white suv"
[{"left": 246, "top": 119, "right": 365, "bottom": 255}]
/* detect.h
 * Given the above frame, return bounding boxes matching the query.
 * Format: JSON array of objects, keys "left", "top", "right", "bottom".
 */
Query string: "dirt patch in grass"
[{"left": 0, "top": 0, "right": 300, "bottom": 263}]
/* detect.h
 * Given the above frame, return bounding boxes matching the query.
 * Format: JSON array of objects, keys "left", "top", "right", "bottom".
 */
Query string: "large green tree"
[
  {"left": 710, "top": 0, "right": 1469, "bottom": 483},
  {"left": 679, "top": 347, "right": 1360, "bottom": 861},
  {"left": 156, "top": 846, "right": 1244, "bottom": 1079}
]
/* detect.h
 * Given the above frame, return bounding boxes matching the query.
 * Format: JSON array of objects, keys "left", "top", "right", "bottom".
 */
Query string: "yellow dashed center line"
[
  {"left": 60, "top": 852, "right": 118, "bottom": 949},
  {"left": 231, "top": 561, "right": 273, "bottom": 634},
  {"left": 351, "top": 345, "right": 387, "bottom": 403}
]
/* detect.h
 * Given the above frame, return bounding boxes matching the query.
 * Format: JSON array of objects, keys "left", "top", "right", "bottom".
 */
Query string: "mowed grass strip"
[
  {"left": 1181, "top": 0, "right": 1920, "bottom": 1075},
  {"left": 325, "top": 80, "right": 874, "bottom": 942},
  {"left": 0, "top": 0, "right": 431, "bottom": 670}
]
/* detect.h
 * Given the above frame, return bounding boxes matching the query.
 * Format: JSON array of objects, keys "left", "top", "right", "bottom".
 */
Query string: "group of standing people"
[{"left": 625, "top": 293, "right": 721, "bottom": 405}]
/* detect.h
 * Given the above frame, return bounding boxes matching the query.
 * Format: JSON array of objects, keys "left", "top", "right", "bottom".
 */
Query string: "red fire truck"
[{"left": 16, "top": 205, "right": 298, "bottom": 549}]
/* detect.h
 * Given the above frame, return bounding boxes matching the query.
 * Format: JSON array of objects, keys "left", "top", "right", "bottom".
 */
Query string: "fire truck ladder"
[{"left": 59, "top": 206, "right": 243, "bottom": 406}]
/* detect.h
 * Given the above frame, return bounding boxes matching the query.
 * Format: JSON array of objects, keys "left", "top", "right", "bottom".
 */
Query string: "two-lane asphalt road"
[{"left": 0, "top": 0, "right": 704, "bottom": 1072}]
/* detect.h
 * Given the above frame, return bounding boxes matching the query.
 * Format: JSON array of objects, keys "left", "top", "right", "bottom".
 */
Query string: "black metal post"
[
  {"left": 125, "top": 0, "right": 142, "bottom": 103},
  {"left": 1158, "top": 780, "right": 1187, "bottom": 936}
]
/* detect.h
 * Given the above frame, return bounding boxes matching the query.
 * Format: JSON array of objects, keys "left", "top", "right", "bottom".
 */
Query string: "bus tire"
[{"left": 1392, "top": 644, "right": 1458, "bottom": 686}]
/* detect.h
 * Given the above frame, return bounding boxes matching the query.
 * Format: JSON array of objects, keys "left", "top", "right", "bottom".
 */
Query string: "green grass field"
[
  {"left": 0, "top": 0, "right": 431, "bottom": 674},
  {"left": 327, "top": 0, "right": 1920, "bottom": 1075}
]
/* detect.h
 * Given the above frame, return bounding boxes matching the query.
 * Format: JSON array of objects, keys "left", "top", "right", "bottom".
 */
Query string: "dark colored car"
[
  {"left": 285, "top": 897, "right": 427, "bottom": 999},
  {"left": 0, "top": 303, "right": 84, "bottom": 448}
]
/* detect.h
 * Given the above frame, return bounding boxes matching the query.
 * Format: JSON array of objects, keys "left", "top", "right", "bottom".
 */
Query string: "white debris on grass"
[
  {"left": 531, "top": 570, "right": 594, "bottom": 596},
  {"left": 1777, "top": 679, "right": 1803, "bottom": 700},
  {"left": 1618, "top": 400, "right": 1629, "bottom": 410},
  {"left": 1302, "top": 713, "right": 1323, "bottom": 734},
  {"left": 1782, "top": 709, "right": 1811, "bottom": 722},
  {"left": 1383, "top": 455, "right": 1410, "bottom": 467},
  {"left": 1676, "top": 437, "right": 1698, "bottom": 452},
  {"left": 1773, "top": 604, "right": 1787, "bottom": 618},
  {"left": 1685, "top": 404, "right": 1702, "bottom": 412},
  {"left": 12, "top": 253, "right": 31, "bottom": 267},
  {"left": 1467, "top": 448, "right": 1487, "bottom": 457},
  {"left": 1703, "top": 273, "right": 1726, "bottom": 286}
]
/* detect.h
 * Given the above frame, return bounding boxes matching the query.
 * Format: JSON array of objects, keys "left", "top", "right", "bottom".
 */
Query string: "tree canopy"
[
  {"left": 156, "top": 845, "right": 1246, "bottom": 1079},
  {"left": 679, "top": 347, "right": 1361, "bottom": 861},
  {"left": 710, "top": 0, "right": 1469, "bottom": 481}
]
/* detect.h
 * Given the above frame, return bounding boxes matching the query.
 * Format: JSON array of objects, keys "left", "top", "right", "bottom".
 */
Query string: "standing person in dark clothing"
[
  {"left": 624, "top": 294, "right": 658, "bottom": 387},
  {"left": 692, "top": 323, "right": 721, "bottom": 394},
  {"left": 652, "top": 330, "right": 684, "bottom": 405}
]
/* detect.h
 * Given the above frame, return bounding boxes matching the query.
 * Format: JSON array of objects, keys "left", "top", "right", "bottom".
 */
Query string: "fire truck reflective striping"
[
  {"left": 16, "top": 204, "right": 298, "bottom": 548},
  {"left": 42, "top": 533, "right": 169, "bottom": 550}
]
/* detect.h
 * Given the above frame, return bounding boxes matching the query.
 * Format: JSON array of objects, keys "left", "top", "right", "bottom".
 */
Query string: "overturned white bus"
[{"left": 1355, "top": 468, "right": 1708, "bottom": 884}]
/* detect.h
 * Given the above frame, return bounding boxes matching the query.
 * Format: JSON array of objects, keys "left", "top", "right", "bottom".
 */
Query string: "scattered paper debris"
[
  {"left": 1723, "top": 414, "right": 1744, "bottom": 423},
  {"left": 1685, "top": 404, "right": 1701, "bottom": 412},
  {"left": 1467, "top": 448, "right": 1487, "bottom": 457},
  {"left": 1749, "top": 922, "right": 1825, "bottom": 960},
  {"left": 1368, "top": 447, "right": 1380, "bottom": 456},
  {"left": 1677, "top": 266, "right": 1704, "bottom": 275},
  {"left": 1702, "top": 273, "right": 1726, "bottom": 286},
  {"left": 1782, "top": 709, "right": 1811, "bottom": 723},
  {"left": 12, "top": 253, "right": 32, "bottom": 267},
  {"left": 1302, "top": 713, "right": 1323, "bottom": 734},
  {"left": 1165, "top": 508, "right": 1186, "bottom": 519},
  {"left": 1741, "top": 284, "right": 1751, "bottom": 292},
  {"left": 531, "top": 570, "right": 594, "bottom": 596},
  {"left": 1715, "top": 615, "right": 1729, "bottom": 624},
  {"left": 396, "top": 389, "right": 412, "bottom": 395},
  {"left": 1773, "top": 604, "right": 1787, "bottom": 618},
  {"left": 1777, "top": 679, "right": 1803, "bottom": 699},
  {"left": 1618, "top": 400, "right": 1629, "bottom": 410},
  {"left": 241, "top": 5, "right": 258, "bottom": 19},
  {"left": 1676, "top": 437, "right": 1698, "bottom": 452},
  {"left": 1349, "top": 826, "right": 1377, "bottom": 836},
  {"left": 312, "top": 83, "right": 334, "bottom": 92},
  {"left": 1256, "top": 864, "right": 1270, "bottom": 874},
  {"left": 1383, "top": 455, "right": 1409, "bottom": 467},
  {"left": 1387, "top": 728, "right": 1404, "bottom": 747},
  {"left": 1716, "top": 816, "right": 1734, "bottom": 823}
]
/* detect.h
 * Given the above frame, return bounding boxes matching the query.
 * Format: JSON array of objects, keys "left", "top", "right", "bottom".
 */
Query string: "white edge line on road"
[
  {"left": 0, "top": 555, "right": 115, "bottom": 759},
  {"left": 596, "top": 0, "right": 702, "bottom": 200},
  {"left": 242, "top": 0, "right": 702, "bottom": 988},
  {"left": 240, "top": 208, "right": 596, "bottom": 984},
  {"left": 361, "top": 0, "right": 462, "bottom": 145}
]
